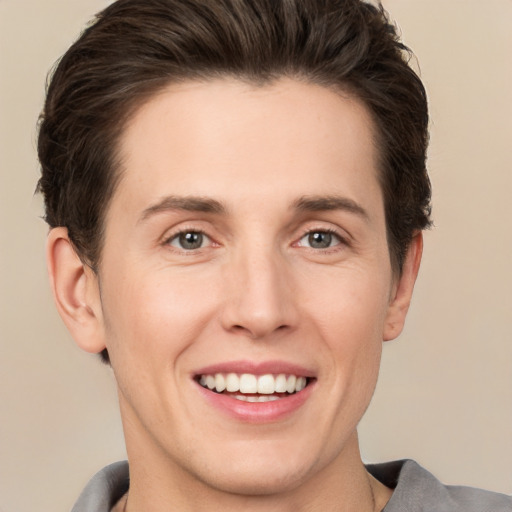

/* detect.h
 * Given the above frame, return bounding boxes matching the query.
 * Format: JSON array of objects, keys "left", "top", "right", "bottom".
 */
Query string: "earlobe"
[
  {"left": 46, "top": 227, "right": 106, "bottom": 354},
  {"left": 383, "top": 232, "right": 423, "bottom": 342}
]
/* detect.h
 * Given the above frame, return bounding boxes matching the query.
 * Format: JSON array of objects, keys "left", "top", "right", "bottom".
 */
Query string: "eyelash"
[
  {"left": 295, "top": 228, "right": 347, "bottom": 251},
  {"left": 162, "top": 227, "right": 348, "bottom": 253},
  {"left": 163, "top": 228, "right": 213, "bottom": 252}
]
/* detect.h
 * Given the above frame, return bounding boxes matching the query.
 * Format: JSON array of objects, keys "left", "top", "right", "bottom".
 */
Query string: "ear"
[
  {"left": 46, "top": 227, "right": 106, "bottom": 354},
  {"left": 383, "top": 232, "right": 423, "bottom": 342}
]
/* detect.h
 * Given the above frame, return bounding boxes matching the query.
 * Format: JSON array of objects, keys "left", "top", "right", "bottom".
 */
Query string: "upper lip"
[{"left": 193, "top": 360, "right": 316, "bottom": 378}]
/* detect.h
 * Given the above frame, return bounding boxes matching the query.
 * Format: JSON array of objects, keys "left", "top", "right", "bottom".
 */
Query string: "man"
[{"left": 37, "top": 0, "right": 511, "bottom": 510}]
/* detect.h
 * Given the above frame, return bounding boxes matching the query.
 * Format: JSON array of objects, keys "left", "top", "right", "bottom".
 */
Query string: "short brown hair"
[{"left": 38, "top": 0, "right": 431, "bottom": 358}]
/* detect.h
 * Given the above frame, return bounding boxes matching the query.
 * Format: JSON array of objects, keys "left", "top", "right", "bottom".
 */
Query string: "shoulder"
[
  {"left": 366, "top": 459, "right": 512, "bottom": 512},
  {"left": 71, "top": 461, "right": 129, "bottom": 512}
]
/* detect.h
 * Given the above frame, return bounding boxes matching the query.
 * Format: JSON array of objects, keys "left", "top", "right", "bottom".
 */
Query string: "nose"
[{"left": 220, "top": 245, "right": 299, "bottom": 340}]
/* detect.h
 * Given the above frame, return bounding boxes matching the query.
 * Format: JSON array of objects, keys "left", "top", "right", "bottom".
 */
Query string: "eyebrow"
[
  {"left": 292, "top": 195, "right": 369, "bottom": 220},
  {"left": 139, "top": 193, "right": 369, "bottom": 223},
  {"left": 139, "top": 195, "right": 226, "bottom": 222}
]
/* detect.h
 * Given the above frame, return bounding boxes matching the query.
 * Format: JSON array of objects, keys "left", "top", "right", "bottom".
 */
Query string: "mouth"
[{"left": 195, "top": 372, "right": 313, "bottom": 402}]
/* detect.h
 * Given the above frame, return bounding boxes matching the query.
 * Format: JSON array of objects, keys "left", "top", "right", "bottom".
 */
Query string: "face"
[{"left": 86, "top": 78, "right": 415, "bottom": 495}]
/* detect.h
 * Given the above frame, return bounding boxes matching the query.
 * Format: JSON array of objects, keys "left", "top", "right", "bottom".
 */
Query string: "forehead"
[{"left": 112, "top": 78, "right": 382, "bottom": 219}]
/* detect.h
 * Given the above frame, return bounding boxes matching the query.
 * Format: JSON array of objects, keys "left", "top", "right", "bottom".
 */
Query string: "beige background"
[{"left": 0, "top": 1, "right": 511, "bottom": 511}]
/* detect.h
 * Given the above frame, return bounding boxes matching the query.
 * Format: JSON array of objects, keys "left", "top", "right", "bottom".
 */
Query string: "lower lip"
[{"left": 195, "top": 381, "right": 315, "bottom": 423}]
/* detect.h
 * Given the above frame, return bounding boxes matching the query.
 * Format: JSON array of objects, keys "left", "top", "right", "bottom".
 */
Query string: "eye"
[
  {"left": 168, "top": 231, "right": 210, "bottom": 250},
  {"left": 298, "top": 230, "right": 342, "bottom": 249}
]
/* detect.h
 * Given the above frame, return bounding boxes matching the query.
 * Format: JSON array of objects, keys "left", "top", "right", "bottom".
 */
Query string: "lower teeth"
[{"left": 234, "top": 394, "right": 281, "bottom": 402}]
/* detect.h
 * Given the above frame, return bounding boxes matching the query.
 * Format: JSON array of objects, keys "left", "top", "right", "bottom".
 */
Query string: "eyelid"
[
  {"left": 160, "top": 222, "right": 350, "bottom": 252},
  {"left": 292, "top": 225, "right": 353, "bottom": 256},
  {"left": 298, "top": 228, "right": 340, "bottom": 245},
  {"left": 162, "top": 225, "right": 216, "bottom": 251},
  {"left": 170, "top": 231, "right": 211, "bottom": 248},
  {"left": 296, "top": 224, "right": 348, "bottom": 241}
]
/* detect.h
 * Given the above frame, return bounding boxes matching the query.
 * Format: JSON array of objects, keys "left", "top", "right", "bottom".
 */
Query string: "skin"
[{"left": 47, "top": 78, "right": 422, "bottom": 512}]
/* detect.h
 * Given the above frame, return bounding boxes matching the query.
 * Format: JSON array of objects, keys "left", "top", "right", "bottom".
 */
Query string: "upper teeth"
[{"left": 199, "top": 373, "right": 307, "bottom": 394}]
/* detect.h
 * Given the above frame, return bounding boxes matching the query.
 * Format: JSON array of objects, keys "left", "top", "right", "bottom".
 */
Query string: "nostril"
[{"left": 230, "top": 323, "right": 291, "bottom": 338}]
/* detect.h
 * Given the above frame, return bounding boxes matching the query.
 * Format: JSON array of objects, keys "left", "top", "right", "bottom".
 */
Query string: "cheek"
[
  {"left": 325, "top": 288, "right": 385, "bottom": 419},
  {"left": 307, "top": 268, "right": 390, "bottom": 387},
  {"left": 308, "top": 267, "right": 391, "bottom": 339},
  {"left": 101, "top": 273, "right": 218, "bottom": 423},
  {"left": 102, "top": 270, "right": 218, "bottom": 367}
]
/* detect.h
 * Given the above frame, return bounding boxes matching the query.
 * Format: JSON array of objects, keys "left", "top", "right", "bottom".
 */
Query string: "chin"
[
  {"left": 188, "top": 441, "right": 321, "bottom": 496},
  {"left": 200, "top": 463, "right": 309, "bottom": 496}
]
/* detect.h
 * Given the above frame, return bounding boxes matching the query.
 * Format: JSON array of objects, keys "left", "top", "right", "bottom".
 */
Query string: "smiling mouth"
[{"left": 196, "top": 373, "right": 312, "bottom": 402}]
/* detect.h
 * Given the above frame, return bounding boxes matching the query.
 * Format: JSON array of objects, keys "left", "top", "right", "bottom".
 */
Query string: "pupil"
[
  {"left": 180, "top": 232, "right": 203, "bottom": 249},
  {"left": 309, "top": 232, "right": 331, "bottom": 249}
]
